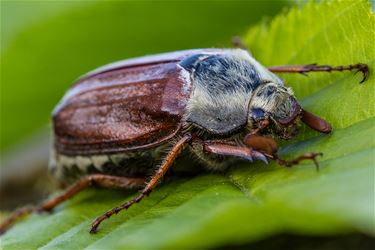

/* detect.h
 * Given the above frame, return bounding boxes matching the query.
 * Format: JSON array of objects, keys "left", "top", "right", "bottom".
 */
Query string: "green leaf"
[{"left": 1, "top": 0, "right": 374, "bottom": 249}]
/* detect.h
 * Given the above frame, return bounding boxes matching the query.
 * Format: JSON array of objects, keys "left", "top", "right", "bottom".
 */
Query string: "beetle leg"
[
  {"left": 90, "top": 133, "right": 192, "bottom": 234},
  {"left": 243, "top": 134, "right": 323, "bottom": 170},
  {"left": 203, "top": 142, "right": 269, "bottom": 164},
  {"left": 268, "top": 63, "right": 369, "bottom": 83},
  {"left": 0, "top": 175, "right": 146, "bottom": 235},
  {"left": 243, "top": 134, "right": 278, "bottom": 155},
  {"left": 301, "top": 109, "right": 332, "bottom": 133},
  {"left": 231, "top": 36, "right": 249, "bottom": 50},
  {"left": 204, "top": 140, "right": 323, "bottom": 171},
  {"left": 269, "top": 152, "right": 323, "bottom": 171}
]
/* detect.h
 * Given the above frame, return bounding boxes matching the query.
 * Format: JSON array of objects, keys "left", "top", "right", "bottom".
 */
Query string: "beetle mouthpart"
[
  {"left": 277, "top": 96, "right": 303, "bottom": 126},
  {"left": 301, "top": 109, "right": 332, "bottom": 134}
]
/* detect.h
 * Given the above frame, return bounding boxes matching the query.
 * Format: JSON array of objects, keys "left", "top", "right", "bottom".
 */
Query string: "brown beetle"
[{"left": 0, "top": 48, "right": 368, "bottom": 234}]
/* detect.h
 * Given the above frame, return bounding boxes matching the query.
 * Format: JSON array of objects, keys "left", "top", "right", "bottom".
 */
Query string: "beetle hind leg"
[
  {"left": 0, "top": 174, "right": 146, "bottom": 235},
  {"left": 231, "top": 36, "right": 249, "bottom": 50}
]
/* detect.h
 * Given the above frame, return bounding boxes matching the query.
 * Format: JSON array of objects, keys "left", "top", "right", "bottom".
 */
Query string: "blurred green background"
[{"left": 1, "top": 0, "right": 291, "bottom": 152}]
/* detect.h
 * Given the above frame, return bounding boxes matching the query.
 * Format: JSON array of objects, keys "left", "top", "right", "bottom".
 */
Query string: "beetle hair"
[
  {"left": 184, "top": 52, "right": 263, "bottom": 135},
  {"left": 249, "top": 82, "right": 295, "bottom": 120}
]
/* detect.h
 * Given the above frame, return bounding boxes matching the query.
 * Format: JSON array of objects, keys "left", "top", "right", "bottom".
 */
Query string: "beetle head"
[
  {"left": 248, "top": 83, "right": 302, "bottom": 139},
  {"left": 249, "top": 82, "right": 332, "bottom": 138}
]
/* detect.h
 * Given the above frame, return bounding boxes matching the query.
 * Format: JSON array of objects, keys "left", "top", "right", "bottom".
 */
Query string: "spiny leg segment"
[
  {"left": 230, "top": 36, "right": 369, "bottom": 82},
  {"left": 0, "top": 175, "right": 146, "bottom": 234},
  {"left": 90, "top": 133, "right": 192, "bottom": 233},
  {"left": 231, "top": 36, "right": 249, "bottom": 50},
  {"left": 268, "top": 63, "right": 369, "bottom": 83}
]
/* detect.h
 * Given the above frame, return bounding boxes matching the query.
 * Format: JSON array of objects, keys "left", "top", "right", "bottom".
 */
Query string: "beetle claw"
[
  {"left": 252, "top": 151, "right": 269, "bottom": 164},
  {"left": 359, "top": 69, "right": 369, "bottom": 83},
  {"left": 243, "top": 155, "right": 253, "bottom": 162},
  {"left": 352, "top": 63, "right": 369, "bottom": 83}
]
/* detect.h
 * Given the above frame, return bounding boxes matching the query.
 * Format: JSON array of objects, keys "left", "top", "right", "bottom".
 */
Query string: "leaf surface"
[{"left": 1, "top": 1, "right": 374, "bottom": 249}]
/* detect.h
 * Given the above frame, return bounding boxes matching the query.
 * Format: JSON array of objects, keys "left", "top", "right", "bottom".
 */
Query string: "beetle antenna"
[{"left": 301, "top": 109, "right": 332, "bottom": 134}]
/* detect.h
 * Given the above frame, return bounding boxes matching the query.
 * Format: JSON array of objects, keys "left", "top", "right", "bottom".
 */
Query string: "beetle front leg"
[
  {"left": 90, "top": 133, "right": 192, "bottom": 233},
  {"left": 204, "top": 140, "right": 323, "bottom": 170},
  {"left": 270, "top": 152, "right": 323, "bottom": 170},
  {"left": 203, "top": 142, "right": 269, "bottom": 164},
  {"left": 243, "top": 134, "right": 323, "bottom": 170},
  {"left": 268, "top": 63, "right": 369, "bottom": 83},
  {"left": 0, "top": 174, "right": 146, "bottom": 235}
]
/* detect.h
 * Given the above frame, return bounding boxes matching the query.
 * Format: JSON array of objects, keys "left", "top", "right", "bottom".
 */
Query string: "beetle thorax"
[
  {"left": 184, "top": 52, "right": 263, "bottom": 136},
  {"left": 182, "top": 49, "right": 293, "bottom": 137}
]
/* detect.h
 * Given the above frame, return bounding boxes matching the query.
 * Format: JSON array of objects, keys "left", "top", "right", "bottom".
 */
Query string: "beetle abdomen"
[{"left": 50, "top": 144, "right": 169, "bottom": 184}]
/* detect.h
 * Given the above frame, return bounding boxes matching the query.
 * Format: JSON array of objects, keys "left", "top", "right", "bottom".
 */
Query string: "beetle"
[{"left": 0, "top": 48, "right": 369, "bottom": 234}]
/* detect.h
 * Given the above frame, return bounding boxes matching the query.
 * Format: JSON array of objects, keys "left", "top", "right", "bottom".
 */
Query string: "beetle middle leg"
[
  {"left": 231, "top": 36, "right": 249, "bottom": 50},
  {"left": 90, "top": 133, "right": 192, "bottom": 233},
  {"left": 0, "top": 174, "right": 146, "bottom": 234},
  {"left": 268, "top": 63, "right": 369, "bottom": 83}
]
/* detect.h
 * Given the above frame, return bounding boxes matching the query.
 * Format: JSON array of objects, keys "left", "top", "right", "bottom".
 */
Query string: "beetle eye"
[{"left": 249, "top": 108, "right": 270, "bottom": 123}]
